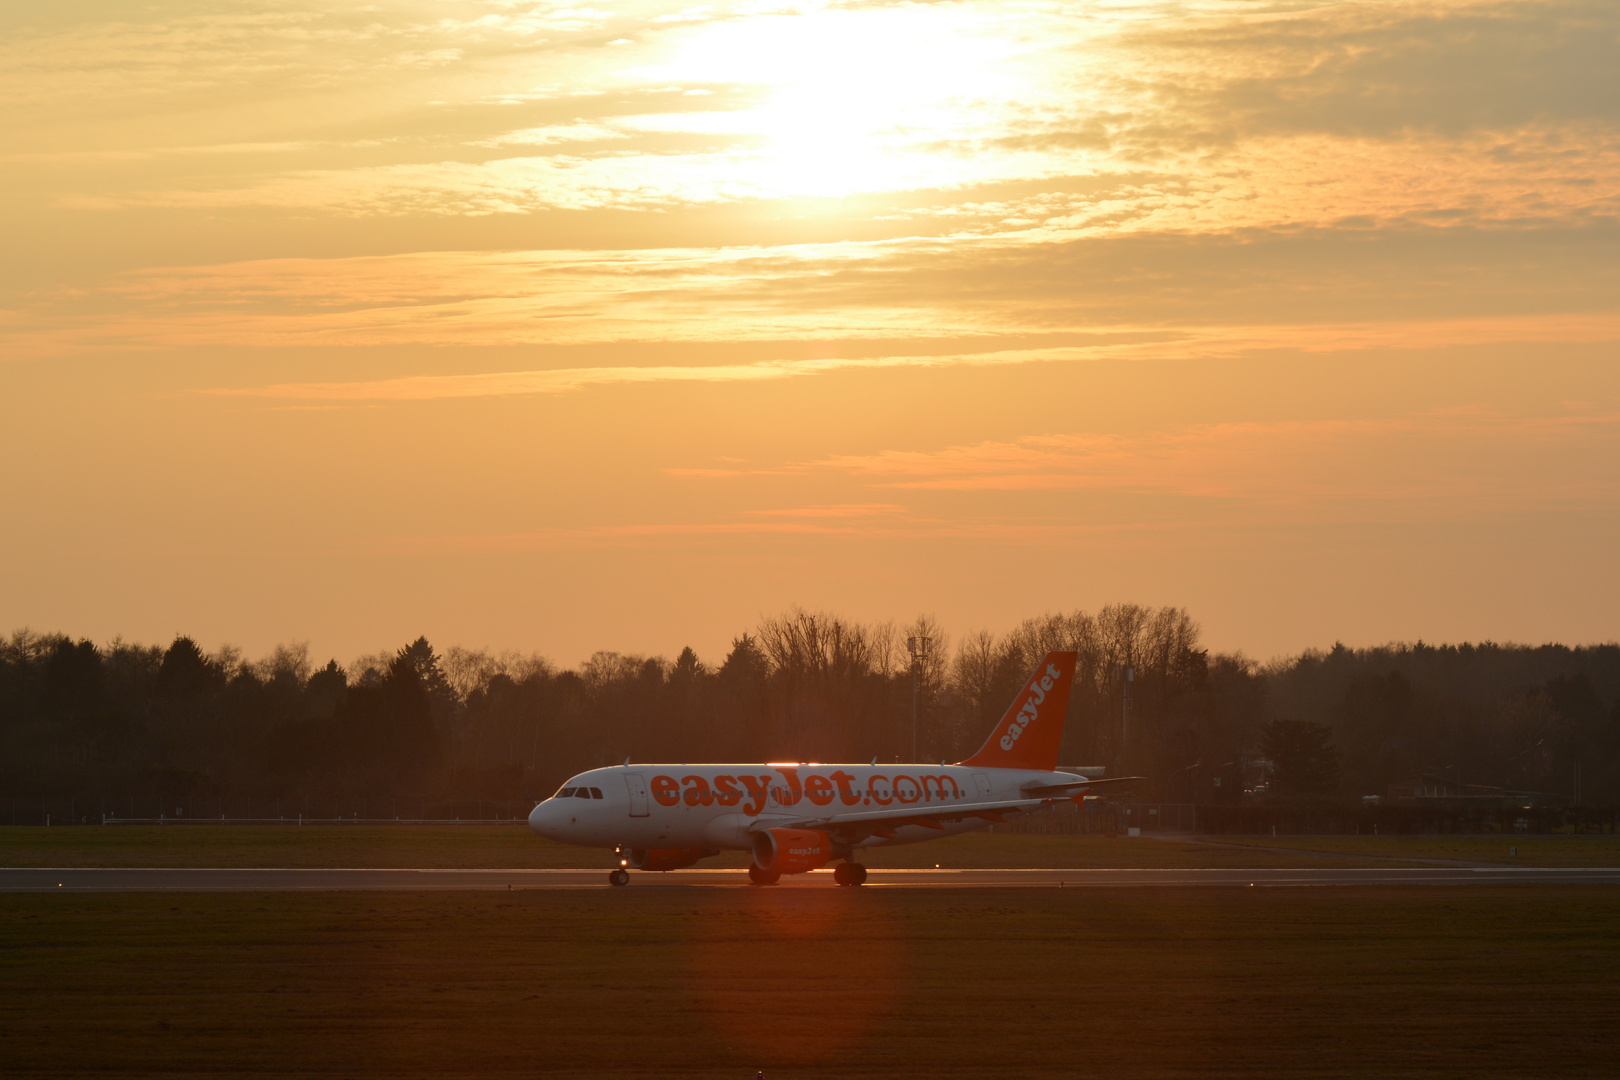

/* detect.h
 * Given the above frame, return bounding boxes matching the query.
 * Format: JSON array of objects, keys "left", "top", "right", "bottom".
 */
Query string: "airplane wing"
[
  {"left": 753, "top": 776, "right": 1146, "bottom": 842},
  {"left": 756, "top": 798, "right": 1051, "bottom": 841}
]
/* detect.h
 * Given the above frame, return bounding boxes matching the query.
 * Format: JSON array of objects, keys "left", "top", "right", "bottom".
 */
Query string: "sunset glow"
[{"left": 2, "top": 0, "right": 1616, "bottom": 662}]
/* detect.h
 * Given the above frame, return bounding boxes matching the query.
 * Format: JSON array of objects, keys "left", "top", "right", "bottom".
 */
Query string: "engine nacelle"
[
  {"left": 752, "top": 828, "right": 834, "bottom": 876},
  {"left": 626, "top": 847, "right": 715, "bottom": 872}
]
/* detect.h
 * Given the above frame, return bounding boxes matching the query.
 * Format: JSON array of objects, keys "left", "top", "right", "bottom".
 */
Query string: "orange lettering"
[
  {"left": 738, "top": 774, "right": 773, "bottom": 816},
  {"left": 773, "top": 767, "right": 803, "bottom": 806},
  {"left": 869, "top": 774, "right": 892, "bottom": 805},
  {"left": 894, "top": 775, "right": 921, "bottom": 803},
  {"left": 713, "top": 775, "right": 741, "bottom": 806},
  {"left": 830, "top": 770, "right": 861, "bottom": 805},
  {"left": 650, "top": 775, "right": 680, "bottom": 807},
  {"left": 804, "top": 774, "right": 835, "bottom": 806},
  {"left": 682, "top": 775, "right": 713, "bottom": 806}
]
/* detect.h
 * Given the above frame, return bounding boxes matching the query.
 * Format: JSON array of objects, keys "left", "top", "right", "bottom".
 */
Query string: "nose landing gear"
[
  {"left": 609, "top": 868, "right": 630, "bottom": 886},
  {"left": 833, "top": 862, "right": 868, "bottom": 886}
]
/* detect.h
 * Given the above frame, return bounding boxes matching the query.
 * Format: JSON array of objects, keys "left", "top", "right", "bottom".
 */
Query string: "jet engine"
[
  {"left": 751, "top": 828, "right": 834, "bottom": 876},
  {"left": 626, "top": 847, "right": 715, "bottom": 872}
]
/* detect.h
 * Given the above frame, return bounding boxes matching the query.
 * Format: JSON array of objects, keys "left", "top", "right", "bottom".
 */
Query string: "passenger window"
[
  {"left": 589, "top": 787, "right": 604, "bottom": 799},
  {"left": 574, "top": 788, "right": 592, "bottom": 798},
  {"left": 556, "top": 787, "right": 575, "bottom": 798}
]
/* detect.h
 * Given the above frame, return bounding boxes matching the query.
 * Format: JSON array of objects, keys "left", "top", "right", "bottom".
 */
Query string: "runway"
[{"left": 5, "top": 865, "right": 1620, "bottom": 891}]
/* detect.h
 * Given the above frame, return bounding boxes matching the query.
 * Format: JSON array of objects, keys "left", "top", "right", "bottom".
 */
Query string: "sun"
[{"left": 642, "top": 4, "right": 1029, "bottom": 199}]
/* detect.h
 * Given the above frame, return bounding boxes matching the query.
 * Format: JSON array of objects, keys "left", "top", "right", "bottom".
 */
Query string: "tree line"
[{"left": 3, "top": 606, "right": 1617, "bottom": 820}]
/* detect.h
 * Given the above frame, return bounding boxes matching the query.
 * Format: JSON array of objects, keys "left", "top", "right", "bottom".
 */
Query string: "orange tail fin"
[{"left": 959, "top": 650, "right": 1077, "bottom": 772}]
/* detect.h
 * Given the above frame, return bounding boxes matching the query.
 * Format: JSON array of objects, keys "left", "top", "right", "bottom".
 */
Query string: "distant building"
[
  {"left": 1387, "top": 771, "right": 1469, "bottom": 800},
  {"left": 1386, "top": 770, "right": 1564, "bottom": 806}
]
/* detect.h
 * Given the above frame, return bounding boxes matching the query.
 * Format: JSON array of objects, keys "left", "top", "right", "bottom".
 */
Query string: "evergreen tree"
[{"left": 1260, "top": 719, "right": 1342, "bottom": 796}]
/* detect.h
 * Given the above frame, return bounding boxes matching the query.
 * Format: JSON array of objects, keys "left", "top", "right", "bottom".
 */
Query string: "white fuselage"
[{"left": 527, "top": 762, "right": 1078, "bottom": 852}]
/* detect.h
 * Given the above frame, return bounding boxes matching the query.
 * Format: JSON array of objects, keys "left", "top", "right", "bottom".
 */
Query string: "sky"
[{"left": 2, "top": 0, "right": 1617, "bottom": 668}]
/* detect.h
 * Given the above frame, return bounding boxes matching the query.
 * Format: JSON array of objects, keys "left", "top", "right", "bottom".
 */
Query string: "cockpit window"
[
  {"left": 574, "top": 788, "right": 592, "bottom": 799},
  {"left": 555, "top": 787, "right": 576, "bottom": 798},
  {"left": 589, "top": 787, "right": 604, "bottom": 799}
]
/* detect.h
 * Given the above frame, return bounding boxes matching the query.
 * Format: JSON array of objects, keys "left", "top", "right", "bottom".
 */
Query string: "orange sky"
[{"left": 2, "top": 0, "right": 1617, "bottom": 667}]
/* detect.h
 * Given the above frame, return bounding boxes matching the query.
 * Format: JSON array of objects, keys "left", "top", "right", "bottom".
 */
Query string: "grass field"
[
  {"left": 1186, "top": 834, "right": 1620, "bottom": 867},
  {"left": 3, "top": 825, "right": 1618, "bottom": 870},
  {"left": 3, "top": 886, "right": 1618, "bottom": 1078}
]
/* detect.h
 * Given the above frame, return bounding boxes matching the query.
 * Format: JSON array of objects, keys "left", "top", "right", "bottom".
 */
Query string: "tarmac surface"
[{"left": 5, "top": 866, "right": 1620, "bottom": 890}]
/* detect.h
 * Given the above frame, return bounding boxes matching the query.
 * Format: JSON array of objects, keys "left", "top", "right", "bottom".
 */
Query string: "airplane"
[{"left": 527, "top": 649, "right": 1140, "bottom": 885}]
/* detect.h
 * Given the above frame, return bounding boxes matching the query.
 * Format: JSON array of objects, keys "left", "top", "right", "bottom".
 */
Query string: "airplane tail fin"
[{"left": 958, "top": 650, "right": 1078, "bottom": 773}]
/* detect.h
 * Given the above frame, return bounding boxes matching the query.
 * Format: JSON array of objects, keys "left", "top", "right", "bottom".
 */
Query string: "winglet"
[{"left": 959, "top": 651, "right": 1078, "bottom": 772}]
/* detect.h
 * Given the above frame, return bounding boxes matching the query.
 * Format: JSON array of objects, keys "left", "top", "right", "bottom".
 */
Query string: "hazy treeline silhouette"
[{"left": 3, "top": 607, "right": 1618, "bottom": 819}]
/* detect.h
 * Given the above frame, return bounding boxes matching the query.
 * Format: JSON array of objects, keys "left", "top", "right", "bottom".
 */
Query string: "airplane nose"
[{"left": 528, "top": 800, "right": 560, "bottom": 837}]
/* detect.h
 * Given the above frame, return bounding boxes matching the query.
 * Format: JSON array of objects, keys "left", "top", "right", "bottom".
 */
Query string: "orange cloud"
[
  {"left": 7, "top": 214, "right": 1616, "bottom": 360},
  {"left": 745, "top": 504, "right": 905, "bottom": 518},
  {"left": 201, "top": 350, "right": 1090, "bottom": 401},
  {"left": 181, "top": 312, "right": 1620, "bottom": 402},
  {"left": 805, "top": 411, "right": 1620, "bottom": 509}
]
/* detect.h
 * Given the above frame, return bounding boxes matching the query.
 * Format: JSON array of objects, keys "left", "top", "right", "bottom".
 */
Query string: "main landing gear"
[
  {"left": 609, "top": 868, "right": 630, "bottom": 886},
  {"left": 833, "top": 862, "right": 868, "bottom": 887},
  {"left": 745, "top": 863, "right": 866, "bottom": 886}
]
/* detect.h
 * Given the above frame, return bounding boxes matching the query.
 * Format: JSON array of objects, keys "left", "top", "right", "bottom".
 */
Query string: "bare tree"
[
  {"left": 253, "top": 642, "right": 312, "bottom": 685},
  {"left": 756, "top": 609, "right": 883, "bottom": 761}
]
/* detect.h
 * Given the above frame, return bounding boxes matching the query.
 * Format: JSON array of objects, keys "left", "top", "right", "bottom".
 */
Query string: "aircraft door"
[
  {"left": 973, "top": 773, "right": 993, "bottom": 797},
  {"left": 624, "top": 772, "right": 650, "bottom": 817}
]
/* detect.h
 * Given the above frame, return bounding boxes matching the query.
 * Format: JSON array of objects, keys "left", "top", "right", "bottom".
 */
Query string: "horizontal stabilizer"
[{"left": 1019, "top": 775, "right": 1146, "bottom": 798}]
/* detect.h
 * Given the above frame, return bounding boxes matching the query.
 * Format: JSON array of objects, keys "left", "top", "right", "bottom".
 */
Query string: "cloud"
[
  {"left": 395, "top": 48, "right": 464, "bottom": 67},
  {"left": 1150, "top": 0, "right": 1620, "bottom": 141},
  {"left": 745, "top": 503, "right": 904, "bottom": 518},
  {"left": 182, "top": 310, "right": 1620, "bottom": 402},
  {"left": 2, "top": 0, "right": 1613, "bottom": 377},
  {"left": 6, "top": 0, "right": 1618, "bottom": 370},
  {"left": 474, "top": 122, "right": 628, "bottom": 147},
  {"left": 5, "top": 216, "right": 1615, "bottom": 360},
  {"left": 55, "top": 121, "right": 1619, "bottom": 241},
  {"left": 14, "top": 0, "right": 1613, "bottom": 235},
  {"left": 201, "top": 350, "right": 1086, "bottom": 401},
  {"left": 799, "top": 411, "right": 1620, "bottom": 509},
  {"left": 358, "top": 515, "right": 1174, "bottom": 554},
  {"left": 354, "top": 402, "right": 1620, "bottom": 552}
]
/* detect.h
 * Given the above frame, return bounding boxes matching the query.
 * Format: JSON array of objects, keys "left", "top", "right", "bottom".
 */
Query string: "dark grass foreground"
[{"left": 3, "top": 887, "right": 1619, "bottom": 1079}]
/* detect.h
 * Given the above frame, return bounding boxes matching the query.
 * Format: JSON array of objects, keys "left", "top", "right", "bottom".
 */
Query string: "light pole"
[{"left": 907, "top": 633, "right": 931, "bottom": 763}]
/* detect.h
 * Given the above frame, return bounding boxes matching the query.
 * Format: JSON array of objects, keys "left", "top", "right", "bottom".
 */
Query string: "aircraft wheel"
[
  {"left": 851, "top": 863, "right": 868, "bottom": 886},
  {"left": 609, "top": 869, "right": 630, "bottom": 887},
  {"left": 833, "top": 863, "right": 852, "bottom": 886},
  {"left": 748, "top": 865, "right": 779, "bottom": 886}
]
